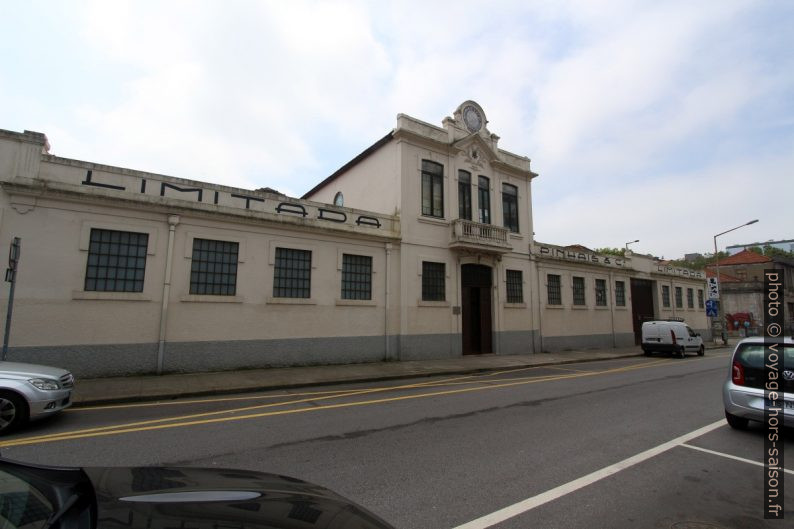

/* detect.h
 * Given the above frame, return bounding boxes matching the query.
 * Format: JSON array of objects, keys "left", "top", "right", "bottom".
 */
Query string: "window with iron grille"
[
  {"left": 687, "top": 288, "right": 694, "bottom": 308},
  {"left": 421, "top": 160, "right": 444, "bottom": 218},
  {"left": 595, "top": 279, "right": 607, "bottom": 306},
  {"left": 615, "top": 281, "right": 626, "bottom": 306},
  {"left": 547, "top": 274, "right": 561, "bottom": 305},
  {"left": 422, "top": 261, "right": 445, "bottom": 301},
  {"left": 190, "top": 238, "right": 239, "bottom": 295},
  {"left": 478, "top": 176, "right": 490, "bottom": 224},
  {"left": 675, "top": 286, "right": 683, "bottom": 308},
  {"left": 506, "top": 270, "right": 523, "bottom": 303},
  {"left": 341, "top": 254, "right": 372, "bottom": 300},
  {"left": 84, "top": 228, "right": 148, "bottom": 292},
  {"left": 697, "top": 289, "right": 704, "bottom": 308},
  {"left": 458, "top": 170, "right": 472, "bottom": 220},
  {"left": 662, "top": 285, "right": 671, "bottom": 307},
  {"left": 273, "top": 247, "right": 311, "bottom": 298},
  {"left": 572, "top": 276, "right": 586, "bottom": 306},
  {"left": 502, "top": 184, "right": 519, "bottom": 233}
]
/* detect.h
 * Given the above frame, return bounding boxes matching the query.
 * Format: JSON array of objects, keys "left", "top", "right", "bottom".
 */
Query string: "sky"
[{"left": 1, "top": 0, "right": 792, "bottom": 259}]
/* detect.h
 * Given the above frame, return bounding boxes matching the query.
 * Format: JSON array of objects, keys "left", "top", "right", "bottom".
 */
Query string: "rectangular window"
[
  {"left": 662, "top": 285, "right": 671, "bottom": 308},
  {"left": 547, "top": 274, "right": 561, "bottom": 305},
  {"left": 458, "top": 170, "right": 472, "bottom": 221},
  {"left": 478, "top": 176, "right": 490, "bottom": 224},
  {"left": 190, "top": 238, "right": 239, "bottom": 295},
  {"left": 422, "top": 261, "right": 446, "bottom": 301},
  {"left": 697, "top": 289, "right": 704, "bottom": 309},
  {"left": 421, "top": 160, "right": 444, "bottom": 218},
  {"left": 85, "top": 228, "right": 148, "bottom": 292},
  {"left": 506, "top": 270, "right": 523, "bottom": 303},
  {"left": 595, "top": 279, "right": 607, "bottom": 306},
  {"left": 502, "top": 183, "right": 519, "bottom": 233},
  {"left": 675, "top": 286, "right": 683, "bottom": 308},
  {"left": 572, "top": 276, "right": 586, "bottom": 306},
  {"left": 615, "top": 281, "right": 626, "bottom": 306},
  {"left": 341, "top": 254, "right": 372, "bottom": 300},
  {"left": 273, "top": 247, "right": 311, "bottom": 298},
  {"left": 687, "top": 288, "right": 694, "bottom": 308}
]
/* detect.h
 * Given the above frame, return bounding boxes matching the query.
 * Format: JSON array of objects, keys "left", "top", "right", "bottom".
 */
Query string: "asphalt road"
[{"left": 2, "top": 349, "right": 792, "bottom": 528}]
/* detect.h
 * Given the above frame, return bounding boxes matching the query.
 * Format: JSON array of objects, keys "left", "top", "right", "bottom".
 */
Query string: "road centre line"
[
  {"left": 7, "top": 359, "right": 674, "bottom": 446},
  {"left": 71, "top": 365, "right": 547, "bottom": 412},
  {"left": 71, "top": 357, "right": 674, "bottom": 414},
  {"left": 0, "top": 357, "right": 711, "bottom": 448},
  {"left": 681, "top": 443, "right": 794, "bottom": 475},
  {"left": 451, "top": 419, "right": 728, "bottom": 529}
]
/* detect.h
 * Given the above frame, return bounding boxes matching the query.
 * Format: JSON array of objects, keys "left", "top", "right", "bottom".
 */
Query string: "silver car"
[
  {"left": 0, "top": 361, "right": 74, "bottom": 434},
  {"left": 723, "top": 337, "right": 793, "bottom": 429}
]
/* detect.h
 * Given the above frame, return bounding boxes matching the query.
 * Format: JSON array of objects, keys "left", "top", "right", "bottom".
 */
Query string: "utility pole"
[{"left": 2, "top": 237, "right": 21, "bottom": 360}]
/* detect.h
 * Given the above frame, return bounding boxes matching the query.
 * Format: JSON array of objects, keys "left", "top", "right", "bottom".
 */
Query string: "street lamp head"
[{"left": 746, "top": 219, "right": 758, "bottom": 226}]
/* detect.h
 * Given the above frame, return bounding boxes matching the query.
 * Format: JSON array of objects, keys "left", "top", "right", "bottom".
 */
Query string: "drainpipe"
[
  {"left": 670, "top": 279, "right": 676, "bottom": 318},
  {"left": 526, "top": 254, "right": 536, "bottom": 354},
  {"left": 384, "top": 242, "right": 392, "bottom": 361},
  {"left": 157, "top": 215, "right": 180, "bottom": 374},
  {"left": 609, "top": 271, "right": 616, "bottom": 348},
  {"left": 535, "top": 258, "right": 544, "bottom": 353}
]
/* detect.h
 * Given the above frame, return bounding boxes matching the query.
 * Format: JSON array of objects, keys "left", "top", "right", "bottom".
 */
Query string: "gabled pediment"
[{"left": 453, "top": 133, "right": 500, "bottom": 172}]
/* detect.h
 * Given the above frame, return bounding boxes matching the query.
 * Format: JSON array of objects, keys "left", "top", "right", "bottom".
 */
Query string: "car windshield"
[
  {"left": 734, "top": 344, "right": 794, "bottom": 369},
  {"left": 0, "top": 469, "right": 53, "bottom": 529}
]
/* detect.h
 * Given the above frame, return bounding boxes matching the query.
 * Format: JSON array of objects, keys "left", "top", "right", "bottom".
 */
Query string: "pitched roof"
[
  {"left": 708, "top": 249, "right": 771, "bottom": 266},
  {"left": 301, "top": 132, "right": 393, "bottom": 199},
  {"left": 565, "top": 244, "right": 596, "bottom": 253},
  {"left": 705, "top": 269, "right": 742, "bottom": 283}
]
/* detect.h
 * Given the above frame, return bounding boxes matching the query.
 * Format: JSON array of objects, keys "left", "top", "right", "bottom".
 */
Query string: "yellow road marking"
[
  {"left": 69, "top": 367, "right": 538, "bottom": 412},
  {"left": 26, "top": 359, "right": 671, "bottom": 444},
  {"left": 0, "top": 355, "right": 708, "bottom": 448}
]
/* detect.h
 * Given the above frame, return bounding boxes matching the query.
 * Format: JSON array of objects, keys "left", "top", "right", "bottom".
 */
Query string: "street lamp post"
[
  {"left": 712, "top": 219, "right": 758, "bottom": 345},
  {"left": 625, "top": 239, "right": 639, "bottom": 252}
]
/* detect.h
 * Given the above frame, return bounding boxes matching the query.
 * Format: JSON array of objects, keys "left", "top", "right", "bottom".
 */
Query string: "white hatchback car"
[
  {"left": 0, "top": 361, "right": 74, "bottom": 434},
  {"left": 723, "top": 337, "right": 793, "bottom": 429}
]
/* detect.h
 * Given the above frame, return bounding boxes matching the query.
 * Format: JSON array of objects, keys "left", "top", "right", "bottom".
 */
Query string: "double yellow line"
[{"left": 0, "top": 356, "right": 703, "bottom": 448}]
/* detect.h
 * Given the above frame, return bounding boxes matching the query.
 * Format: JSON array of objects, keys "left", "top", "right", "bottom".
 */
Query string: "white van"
[{"left": 641, "top": 320, "right": 704, "bottom": 358}]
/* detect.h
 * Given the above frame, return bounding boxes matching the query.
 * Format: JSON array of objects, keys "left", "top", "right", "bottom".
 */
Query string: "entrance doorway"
[
  {"left": 630, "top": 278, "right": 655, "bottom": 345},
  {"left": 461, "top": 264, "right": 493, "bottom": 355}
]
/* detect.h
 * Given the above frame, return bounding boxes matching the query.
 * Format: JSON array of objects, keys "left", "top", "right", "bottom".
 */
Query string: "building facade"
[
  {"left": 705, "top": 250, "right": 794, "bottom": 336},
  {"left": 0, "top": 101, "right": 709, "bottom": 377}
]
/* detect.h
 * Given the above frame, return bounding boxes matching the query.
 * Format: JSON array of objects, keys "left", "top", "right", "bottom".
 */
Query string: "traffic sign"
[
  {"left": 707, "top": 277, "right": 719, "bottom": 300},
  {"left": 705, "top": 299, "right": 718, "bottom": 317}
]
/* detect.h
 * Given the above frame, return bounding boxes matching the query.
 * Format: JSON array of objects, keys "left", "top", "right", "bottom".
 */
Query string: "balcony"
[{"left": 450, "top": 219, "right": 513, "bottom": 253}]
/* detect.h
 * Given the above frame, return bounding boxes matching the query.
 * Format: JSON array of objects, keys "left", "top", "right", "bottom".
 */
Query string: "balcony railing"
[{"left": 450, "top": 219, "right": 512, "bottom": 252}]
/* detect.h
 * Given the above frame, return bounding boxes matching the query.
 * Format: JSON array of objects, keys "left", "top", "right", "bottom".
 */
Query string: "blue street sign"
[{"left": 705, "top": 299, "right": 718, "bottom": 317}]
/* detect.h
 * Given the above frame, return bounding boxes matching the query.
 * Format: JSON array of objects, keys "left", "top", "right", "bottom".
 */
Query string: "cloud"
[{"left": 1, "top": 0, "right": 791, "bottom": 258}]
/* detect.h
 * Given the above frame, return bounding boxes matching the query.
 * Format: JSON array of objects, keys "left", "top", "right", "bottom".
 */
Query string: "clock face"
[{"left": 463, "top": 105, "right": 483, "bottom": 133}]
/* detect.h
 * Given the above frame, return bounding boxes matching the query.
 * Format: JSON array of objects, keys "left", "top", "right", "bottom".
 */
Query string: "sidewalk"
[{"left": 71, "top": 339, "right": 735, "bottom": 407}]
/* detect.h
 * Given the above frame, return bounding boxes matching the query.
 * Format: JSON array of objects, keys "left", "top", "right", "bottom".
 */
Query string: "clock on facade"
[{"left": 462, "top": 105, "right": 483, "bottom": 133}]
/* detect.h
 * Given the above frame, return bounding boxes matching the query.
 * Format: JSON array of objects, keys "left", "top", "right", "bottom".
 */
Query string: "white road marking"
[
  {"left": 681, "top": 443, "right": 794, "bottom": 475},
  {"left": 451, "top": 419, "right": 727, "bottom": 529}
]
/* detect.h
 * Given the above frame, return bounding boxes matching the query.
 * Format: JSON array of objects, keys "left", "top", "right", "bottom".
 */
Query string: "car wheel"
[
  {"left": 643, "top": 349, "right": 652, "bottom": 356},
  {"left": 698, "top": 345, "right": 705, "bottom": 356},
  {"left": 0, "top": 391, "right": 28, "bottom": 434},
  {"left": 725, "top": 411, "right": 749, "bottom": 430}
]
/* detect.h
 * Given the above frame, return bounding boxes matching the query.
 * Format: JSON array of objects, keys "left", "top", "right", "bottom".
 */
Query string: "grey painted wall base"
[
  {"left": 497, "top": 330, "right": 538, "bottom": 355},
  {"left": 9, "top": 330, "right": 644, "bottom": 378},
  {"left": 539, "top": 332, "right": 636, "bottom": 353}
]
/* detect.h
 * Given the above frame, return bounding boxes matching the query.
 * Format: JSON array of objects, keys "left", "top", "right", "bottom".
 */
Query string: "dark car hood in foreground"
[{"left": 83, "top": 465, "right": 395, "bottom": 529}]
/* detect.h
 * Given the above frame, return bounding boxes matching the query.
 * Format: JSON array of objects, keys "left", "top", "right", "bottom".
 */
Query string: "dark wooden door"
[
  {"left": 462, "top": 264, "right": 493, "bottom": 355},
  {"left": 630, "top": 279, "right": 655, "bottom": 345}
]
